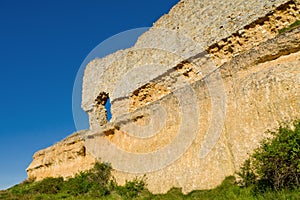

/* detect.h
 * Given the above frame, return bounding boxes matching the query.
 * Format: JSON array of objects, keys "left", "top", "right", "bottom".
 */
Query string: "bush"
[
  {"left": 62, "top": 162, "right": 112, "bottom": 196},
  {"left": 239, "top": 120, "right": 300, "bottom": 191},
  {"left": 237, "top": 159, "right": 256, "bottom": 187},
  {"left": 115, "top": 176, "right": 146, "bottom": 199},
  {"left": 89, "top": 162, "right": 111, "bottom": 186},
  {"left": 88, "top": 162, "right": 112, "bottom": 196},
  {"left": 62, "top": 171, "right": 94, "bottom": 196},
  {"left": 32, "top": 177, "right": 64, "bottom": 194}
]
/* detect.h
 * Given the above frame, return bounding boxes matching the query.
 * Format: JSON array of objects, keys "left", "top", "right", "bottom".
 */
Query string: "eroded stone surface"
[
  {"left": 26, "top": 131, "right": 96, "bottom": 181},
  {"left": 27, "top": 0, "right": 300, "bottom": 194},
  {"left": 82, "top": 0, "right": 300, "bottom": 129}
]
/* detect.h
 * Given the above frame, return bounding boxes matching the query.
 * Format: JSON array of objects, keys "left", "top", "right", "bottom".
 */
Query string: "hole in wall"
[
  {"left": 95, "top": 92, "right": 112, "bottom": 123},
  {"left": 105, "top": 97, "right": 112, "bottom": 121}
]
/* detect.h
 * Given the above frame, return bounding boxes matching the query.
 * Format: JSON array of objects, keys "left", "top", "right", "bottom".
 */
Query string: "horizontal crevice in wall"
[{"left": 207, "top": 0, "right": 300, "bottom": 66}]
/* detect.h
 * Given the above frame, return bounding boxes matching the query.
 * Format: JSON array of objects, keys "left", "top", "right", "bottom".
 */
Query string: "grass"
[
  {"left": 2, "top": 176, "right": 300, "bottom": 200},
  {"left": 278, "top": 20, "right": 300, "bottom": 34},
  {"left": 150, "top": 177, "right": 300, "bottom": 200}
]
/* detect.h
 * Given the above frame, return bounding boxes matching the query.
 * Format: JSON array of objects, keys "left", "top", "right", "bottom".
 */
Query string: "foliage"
[
  {"left": 1, "top": 162, "right": 148, "bottom": 199},
  {"left": 3, "top": 174, "right": 300, "bottom": 199},
  {"left": 88, "top": 162, "right": 112, "bottom": 196},
  {"left": 32, "top": 177, "right": 64, "bottom": 194},
  {"left": 153, "top": 176, "right": 300, "bottom": 200},
  {"left": 238, "top": 120, "right": 300, "bottom": 191},
  {"left": 62, "top": 162, "right": 112, "bottom": 196},
  {"left": 278, "top": 20, "right": 300, "bottom": 34},
  {"left": 114, "top": 176, "right": 147, "bottom": 199},
  {"left": 237, "top": 159, "right": 256, "bottom": 187},
  {"left": 62, "top": 171, "right": 94, "bottom": 196}
]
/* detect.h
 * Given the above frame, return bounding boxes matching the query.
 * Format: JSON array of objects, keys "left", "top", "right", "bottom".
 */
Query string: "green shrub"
[
  {"left": 115, "top": 176, "right": 146, "bottom": 199},
  {"left": 61, "top": 162, "right": 113, "bottom": 196},
  {"left": 237, "top": 159, "right": 256, "bottom": 187},
  {"left": 88, "top": 162, "right": 112, "bottom": 195},
  {"left": 239, "top": 120, "right": 300, "bottom": 191},
  {"left": 10, "top": 184, "right": 30, "bottom": 196},
  {"left": 62, "top": 171, "right": 94, "bottom": 196},
  {"left": 32, "top": 177, "right": 64, "bottom": 194},
  {"left": 88, "top": 162, "right": 112, "bottom": 196}
]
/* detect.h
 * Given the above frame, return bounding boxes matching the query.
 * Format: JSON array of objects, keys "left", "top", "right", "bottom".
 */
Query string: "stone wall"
[
  {"left": 27, "top": 0, "right": 300, "bottom": 194},
  {"left": 82, "top": 0, "right": 299, "bottom": 129},
  {"left": 84, "top": 28, "right": 300, "bottom": 193},
  {"left": 27, "top": 131, "right": 96, "bottom": 181}
]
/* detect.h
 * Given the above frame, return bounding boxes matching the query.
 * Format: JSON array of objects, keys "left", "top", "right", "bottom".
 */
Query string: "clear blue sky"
[{"left": 0, "top": 0, "right": 178, "bottom": 190}]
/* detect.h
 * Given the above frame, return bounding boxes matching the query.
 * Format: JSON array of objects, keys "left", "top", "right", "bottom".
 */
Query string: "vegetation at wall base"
[
  {"left": 238, "top": 120, "right": 300, "bottom": 192},
  {"left": 3, "top": 175, "right": 300, "bottom": 200},
  {"left": 0, "top": 162, "right": 149, "bottom": 200},
  {"left": 1, "top": 119, "right": 300, "bottom": 199}
]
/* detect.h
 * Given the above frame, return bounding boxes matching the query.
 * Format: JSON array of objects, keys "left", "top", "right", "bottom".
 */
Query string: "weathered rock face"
[
  {"left": 27, "top": 131, "right": 96, "bottom": 181},
  {"left": 27, "top": 0, "right": 300, "bottom": 194}
]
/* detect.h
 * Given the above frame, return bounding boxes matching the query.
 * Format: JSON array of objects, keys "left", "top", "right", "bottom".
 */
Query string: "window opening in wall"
[{"left": 105, "top": 97, "right": 112, "bottom": 121}]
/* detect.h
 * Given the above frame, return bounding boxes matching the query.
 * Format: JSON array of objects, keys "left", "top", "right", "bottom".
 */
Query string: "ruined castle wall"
[
  {"left": 27, "top": 29, "right": 300, "bottom": 192},
  {"left": 84, "top": 28, "right": 300, "bottom": 194},
  {"left": 82, "top": 0, "right": 299, "bottom": 129},
  {"left": 26, "top": 131, "right": 96, "bottom": 181},
  {"left": 27, "top": 0, "right": 300, "bottom": 195}
]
